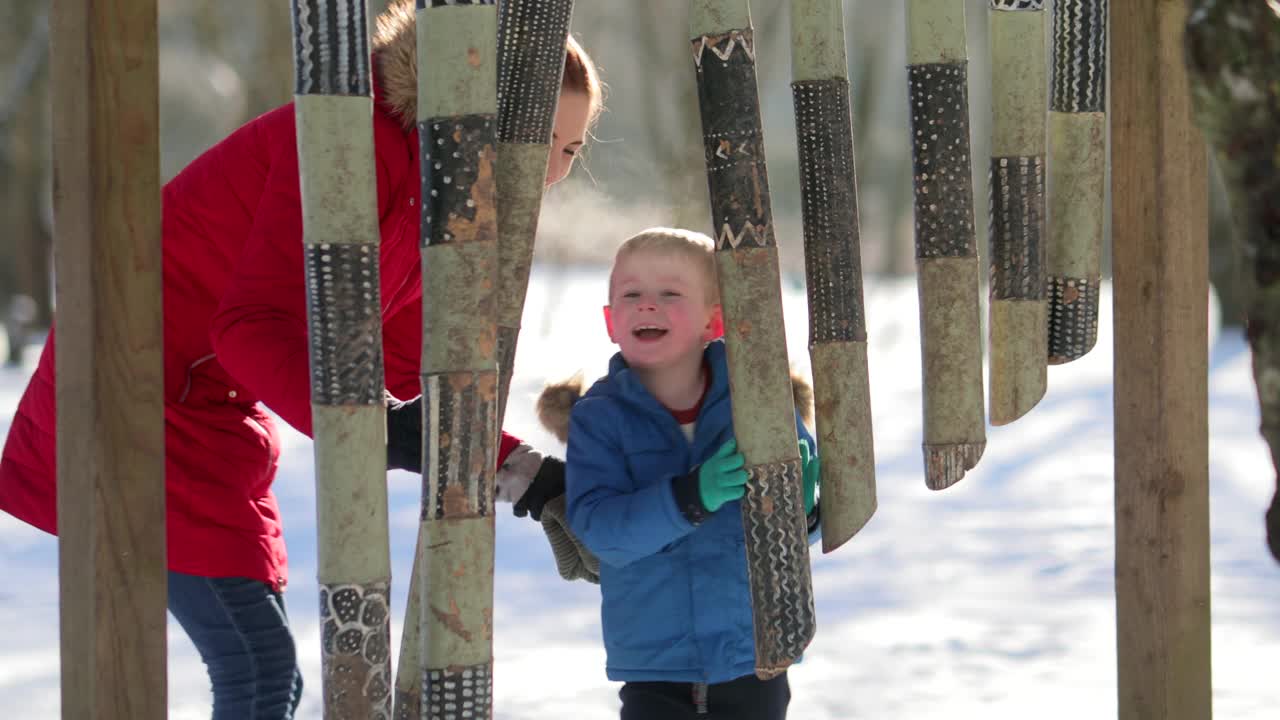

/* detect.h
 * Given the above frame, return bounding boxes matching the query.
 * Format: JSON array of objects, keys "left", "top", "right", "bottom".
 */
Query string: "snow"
[{"left": 1, "top": 266, "right": 1277, "bottom": 719}]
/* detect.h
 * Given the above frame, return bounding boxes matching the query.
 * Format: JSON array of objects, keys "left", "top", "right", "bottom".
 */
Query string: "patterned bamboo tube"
[
  {"left": 987, "top": 0, "right": 1048, "bottom": 425},
  {"left": 495, "top": 0, "right": 575, "bottom": 422},
  {"left": 392, "top": 522, "right": 426, "bottom": 719},
  {"left": 789, "top": 0, "right": 876, "bottom": 553},
  {"left": 691, "top": 0, "right": 816, "bottom": 679},
  {"left": 416, "top": 3, "right": 500, "bottom": 719},
  {"left": 906, "top": 0, "right": 986, "bottom": 490},
  {"left": 290, "top": 1, "right": 394, "bottom": 717},
  {"left": 1046, "top": 0, "right": 1107, "bottom": 364}
]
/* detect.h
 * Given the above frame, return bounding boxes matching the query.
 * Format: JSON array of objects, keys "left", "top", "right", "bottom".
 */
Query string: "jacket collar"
[{"left": 597, "top": 341, "right": 731, "bottom": 423}]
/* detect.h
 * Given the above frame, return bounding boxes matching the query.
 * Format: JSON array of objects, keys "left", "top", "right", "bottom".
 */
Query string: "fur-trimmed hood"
[
  {"left": 372, "top": 0, "right": 419, "bottom": 130},
  {"left": 538, "top": 366, "right": 815, "bottom": 444}
]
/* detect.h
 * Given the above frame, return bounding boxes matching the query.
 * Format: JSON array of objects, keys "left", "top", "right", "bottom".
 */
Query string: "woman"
[{"left": 0, "top": 1, "right": 603, "bottom": 717}]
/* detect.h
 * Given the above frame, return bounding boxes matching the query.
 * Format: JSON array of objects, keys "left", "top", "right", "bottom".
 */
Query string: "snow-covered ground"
[{"left": 1, "top": 266, "right": 1277, "bottom": 719}]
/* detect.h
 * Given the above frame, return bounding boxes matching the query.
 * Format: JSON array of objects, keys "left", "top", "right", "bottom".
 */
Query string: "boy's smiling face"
[{"left": 607, "top": 251, "right": 719, "bottom": 370}]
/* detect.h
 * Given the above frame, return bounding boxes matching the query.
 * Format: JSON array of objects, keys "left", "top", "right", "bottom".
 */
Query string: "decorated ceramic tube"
[
  {"left": 691, "top": 0, "right": 816, "bottom": 679},
  {"left": 416, "top": 2, "right": 501, "bottom": 719},
  {"left": 988, "top": 0, "right": 1048, "bottom": 425},
  {"left": 790, "top": 0, "right": 876, "bottom": 553},
  {"left": 1047, "top": 0, "right": 1107, "bottom": 364},
  {"left": 290, "top": 0, "right": 394, "bottom": 716},
  {"left": 905, "top": 0, "right": 986, "bottom": 490},
  {"left": 494, "top": 0, "right": 575, "bottom": 422}
]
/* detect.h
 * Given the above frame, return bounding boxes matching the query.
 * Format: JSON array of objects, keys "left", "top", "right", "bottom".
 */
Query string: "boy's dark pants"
[{"left": 620, "top": 672, "right": 790, "bottom": 720}]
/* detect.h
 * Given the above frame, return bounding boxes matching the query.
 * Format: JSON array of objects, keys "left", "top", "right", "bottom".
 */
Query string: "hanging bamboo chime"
[
  {"left": 290, "top": 0, "right": 394, "bottom": 716},
  {"left": 1046, "top": 0, "right": 1108, "bottom": 364},
  {"left": 987, "top": 0, "right": 1048, "bottom": 424},
  {"left": 690, "top": 0, "right": 816, "bottom": 678},
  {"left": 905, "top": 0, "right": 986, "bottom": 489},
  {"left": 415, "top": 1, "right": 501, "bottom": 718},
  {"left": 789, "top": 0, "right": 876, "bottom": 552},
  {"left": 392, "top": 4, "right": 573, "bottom": 715},
  {"left": 494, "top": 0, "right": 575, "bottom": 422}
]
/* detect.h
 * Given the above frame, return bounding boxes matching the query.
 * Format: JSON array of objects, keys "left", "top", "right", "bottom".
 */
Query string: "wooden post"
[
  {"left": 49, "top": 0, "right": 167, "bottom": 717},
  {"left": 1112, "top": 2, "right": 1212, "bottom": 718}
]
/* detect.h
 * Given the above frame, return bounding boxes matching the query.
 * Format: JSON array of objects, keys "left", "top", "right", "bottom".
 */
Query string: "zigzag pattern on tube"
[
  {"left": 305, "top": 244, "right": 385, "bottom": 405},
  {"left": 991, "top": 0, "right": 1045, "bottom": 9},
  {"left": 292, "top": 0, "right": 371, "bottom": 96},
  {"left": 694, "top": 30, "right": 775, "bottom": 251},
  {"left": 1051, "top": 0, "right": 1107, "bottom": 113},
  {"left": 743, "top": 458, "right": 815, "bottom": 672},
  {"left": 498, "top": 0, "right": 574, "bottom": 144},
  {"left": 793, "top": 79, "right": 866, "bottom": 344}
]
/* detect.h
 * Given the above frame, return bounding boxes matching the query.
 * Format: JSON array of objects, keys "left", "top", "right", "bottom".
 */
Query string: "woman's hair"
[
  {"left": 563, "top": 34, "right": 605, "bottom": 126},
  {"left": 373, "top": 1, "right": 605, "bottom": 129}
]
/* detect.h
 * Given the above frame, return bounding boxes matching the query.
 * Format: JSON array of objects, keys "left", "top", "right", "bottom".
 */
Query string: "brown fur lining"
[{"left": 372, "top": 0, "right": 419, "bottom": 130}]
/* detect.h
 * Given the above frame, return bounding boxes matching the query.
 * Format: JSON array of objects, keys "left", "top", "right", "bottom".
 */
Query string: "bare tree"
[
  {"left": 1185, "top": 0, "right": 1280, "bottom": 562},
  {"left": 0, "top": 2, "right": 51, "bottom": 366}
]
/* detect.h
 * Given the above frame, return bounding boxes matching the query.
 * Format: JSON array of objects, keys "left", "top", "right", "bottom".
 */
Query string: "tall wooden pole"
[
  {"left": 1112, "top": 2, "right": 1212, "bottom": 718},
  {"left": 789, "top": 0, "right": 876, "bottom": 552},
  {"left": 416, "top": 1, "right": 501, "bottom": 718},
  {"left": 691, "top": 0, "right": 816, "bottom": 678},
  {"left": 291, "top": 1, "right": 394, "bottom": 716},
  {"left": 49, "top": 0, "right": 167, "bottom": 717}
]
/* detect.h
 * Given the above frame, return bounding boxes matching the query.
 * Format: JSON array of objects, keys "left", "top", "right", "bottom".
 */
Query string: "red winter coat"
[{"left": 0, "top": 14, "right": 519, "bottom": 591}]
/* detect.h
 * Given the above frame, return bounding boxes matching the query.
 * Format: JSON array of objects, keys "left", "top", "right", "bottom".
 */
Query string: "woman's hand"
[{"left": 513, "top": 457, "right": 566, "bottom": 522}]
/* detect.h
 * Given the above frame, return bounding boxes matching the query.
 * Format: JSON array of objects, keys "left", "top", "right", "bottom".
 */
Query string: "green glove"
[
  {"left": 800, "top": 440, "right": 819, "bottom": 515},
  {"left": 698, "top": 438, "right": 748, "bottom": 512}
]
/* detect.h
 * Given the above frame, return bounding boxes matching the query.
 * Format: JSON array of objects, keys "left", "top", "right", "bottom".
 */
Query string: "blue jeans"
[{"left": 168, "top": 572, "right": 304, "bottom": 719}]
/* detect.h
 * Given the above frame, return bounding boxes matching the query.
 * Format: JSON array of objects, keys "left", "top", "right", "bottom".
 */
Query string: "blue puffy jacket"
[{"left": 565, "top": 340, "right": 816, "bottom": 683}]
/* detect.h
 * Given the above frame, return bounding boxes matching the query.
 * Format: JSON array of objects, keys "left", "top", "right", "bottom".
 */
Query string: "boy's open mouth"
[{"left": 632, "top": 325, "right": 668, "bottom": 341}]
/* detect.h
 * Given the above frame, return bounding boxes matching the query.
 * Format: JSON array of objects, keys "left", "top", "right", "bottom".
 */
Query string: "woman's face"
[{"left": 545, "top": 90, "right": 591, "bottom": 187}]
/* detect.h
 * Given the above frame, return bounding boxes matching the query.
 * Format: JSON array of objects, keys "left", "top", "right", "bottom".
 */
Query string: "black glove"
[
  {"left": 1267, "top": 489, "right": 1280, "bottom": 564},
  {"left": 514, "top": 457, "right": 565, "bottom": 521},
  {"left": 386, "top": 393, "right": 423, "bottom": 473}
]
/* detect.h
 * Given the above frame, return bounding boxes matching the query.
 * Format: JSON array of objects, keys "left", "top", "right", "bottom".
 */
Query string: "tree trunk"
[
  {"left": 0, "top": 3, "right": 52, "bottom": 365},
  {"left": 1185, "top": 0, "right": 1280, "bottom": 564}
]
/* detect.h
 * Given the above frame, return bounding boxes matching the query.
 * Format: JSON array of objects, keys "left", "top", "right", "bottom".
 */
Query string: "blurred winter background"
[{"left": 1, "top": 1, "right": 1277, "bottom": 718}]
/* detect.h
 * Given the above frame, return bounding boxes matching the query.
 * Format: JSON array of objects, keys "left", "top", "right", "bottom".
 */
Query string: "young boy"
[{"left": 564, "top": 227, "right": 819, "bottom": 720}]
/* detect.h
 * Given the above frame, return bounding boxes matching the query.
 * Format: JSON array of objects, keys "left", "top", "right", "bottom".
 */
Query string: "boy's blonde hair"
[{"left": 610, "top": 227, "right": 719, "bottom": 304}]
